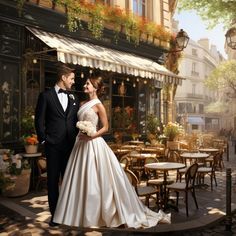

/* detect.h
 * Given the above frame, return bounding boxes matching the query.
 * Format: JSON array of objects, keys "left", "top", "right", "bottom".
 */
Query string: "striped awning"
[{"left": 27, "top": 27, "right": 184, "bottom": 85}]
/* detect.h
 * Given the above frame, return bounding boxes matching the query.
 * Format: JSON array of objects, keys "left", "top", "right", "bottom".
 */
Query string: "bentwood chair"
[
  {"left": 36, "top": 157, "right": 47, "bottom": 191},
  {"left": 124, "top": 168, "right": 160, "bottom": 208},
  {"left": 167, "top": 163, "right": 199, "bottom": 216},
  {"left": 197, "top": 152, "right": 221, "bottom": 190}
]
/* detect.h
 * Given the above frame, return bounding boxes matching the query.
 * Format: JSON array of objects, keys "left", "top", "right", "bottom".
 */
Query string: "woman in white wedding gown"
[{"left": 53, "top": 76, "right": 170, "bottom": 228}]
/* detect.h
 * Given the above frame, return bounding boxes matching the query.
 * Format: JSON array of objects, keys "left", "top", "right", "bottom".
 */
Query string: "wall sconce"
[{"left": 225, "top": 27, "right": 236, "bottom": 50}]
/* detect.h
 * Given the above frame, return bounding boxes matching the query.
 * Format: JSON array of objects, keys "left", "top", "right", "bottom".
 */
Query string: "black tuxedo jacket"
[{"left": 35, "top": 88, "right": 80, "bottom": 145}]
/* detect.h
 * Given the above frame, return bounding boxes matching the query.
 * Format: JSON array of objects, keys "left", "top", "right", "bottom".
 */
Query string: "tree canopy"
[
  {"left": 177, "top": 0, "right": 236, "bottom": 28},
  {"left": 204, "top": 60, "right": 236, "bottom": 98}
]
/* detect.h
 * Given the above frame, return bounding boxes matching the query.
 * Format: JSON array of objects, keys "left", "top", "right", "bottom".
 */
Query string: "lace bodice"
[
  {"left": 77, "top": 99, "right": 101, "bottom": 130},
  {"left": 78, "top": 108, "right": 99, "bottom": 128}
]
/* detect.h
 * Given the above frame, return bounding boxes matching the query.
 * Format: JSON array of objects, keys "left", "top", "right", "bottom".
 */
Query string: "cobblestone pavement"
[{"left": 0, "top": 143, "right": 236, "bottom": 236}]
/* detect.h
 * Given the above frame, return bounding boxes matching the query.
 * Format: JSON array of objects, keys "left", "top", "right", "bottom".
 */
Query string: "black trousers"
[{"left": 45, "top": 139, "right": 74, "bottom": 218}]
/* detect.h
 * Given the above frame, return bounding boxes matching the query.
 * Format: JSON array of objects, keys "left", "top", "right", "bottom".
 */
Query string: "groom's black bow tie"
[{"left": 58, "top": 88, "right": 68, "bottom": 94}]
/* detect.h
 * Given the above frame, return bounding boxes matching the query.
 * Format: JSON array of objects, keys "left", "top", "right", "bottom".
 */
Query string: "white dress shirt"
[{"left": 55, "top": 85, "right": 68, "bottom": 111}]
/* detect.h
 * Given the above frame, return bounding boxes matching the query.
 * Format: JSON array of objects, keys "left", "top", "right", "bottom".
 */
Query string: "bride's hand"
[{"left": 79, "top": 133, "right": 92, "bottom": 141}]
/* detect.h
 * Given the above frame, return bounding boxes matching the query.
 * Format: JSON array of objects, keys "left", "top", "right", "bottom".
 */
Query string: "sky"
[{"left": 174, "top": 11, "right": 227, "bottom": 58}]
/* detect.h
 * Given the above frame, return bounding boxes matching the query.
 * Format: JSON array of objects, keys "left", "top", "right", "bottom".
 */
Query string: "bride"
[{"left": 53, "top": 76, "right": 170, "bottom": 228}]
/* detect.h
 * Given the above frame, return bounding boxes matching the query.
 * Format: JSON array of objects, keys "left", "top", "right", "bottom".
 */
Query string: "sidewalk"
[{"left": 1, "top": 143, "right": 236, "bottom": 235}]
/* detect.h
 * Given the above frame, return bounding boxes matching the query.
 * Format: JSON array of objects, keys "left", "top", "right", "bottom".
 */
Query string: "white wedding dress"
[{"left": 53, "top": 99, "right": 170, "bottom": 228}]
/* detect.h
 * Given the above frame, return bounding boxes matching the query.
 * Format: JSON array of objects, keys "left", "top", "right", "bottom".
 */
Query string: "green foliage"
[
  {"left": 204, "top": 60, "right": 236, "bottom": 97},
  {"left": 177, "top": 0, "right": 236, "bottom": 28},
  {"left": 146, "top": 114, "right": 160, "bottom": 135},
  {"left": 0, "top": 172, "right": 14, "bottom": 194},
  {"left": 7, "top": 160, "right": 30, "bottom": 176},
  {"left": 21, "top": 106, "right": 35, "bottom": 136},
  {"left": 163, "top": 122, "right": 184, "bottom": 141}
]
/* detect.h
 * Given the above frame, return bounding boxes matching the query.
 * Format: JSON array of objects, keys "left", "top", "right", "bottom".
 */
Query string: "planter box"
[{"left": 4, "top": 169, "right": 31, "bottom": 197}]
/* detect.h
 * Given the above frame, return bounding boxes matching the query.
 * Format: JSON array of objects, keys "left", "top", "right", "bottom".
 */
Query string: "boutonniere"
[{"left": 69, "top": 94, "right": 75, "bottom": 100}]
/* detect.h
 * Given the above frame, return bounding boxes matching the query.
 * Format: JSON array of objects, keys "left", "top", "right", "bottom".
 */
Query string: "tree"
[
  {"left": 177, "top": 0, "right": 236, "bottom": 28},
  {"left": 204, "top": 60, "right": 236, "bottom": 113},
  {"left": 205, "top": 60, "right": 236, "bottom": 98}
]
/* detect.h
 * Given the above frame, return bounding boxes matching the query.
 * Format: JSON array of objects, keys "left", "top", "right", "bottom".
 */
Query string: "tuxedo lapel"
[
  {"left": 67, "top": 94, "right": 77, "bottom": 118},
  {"left": 50, "top": 89, "right": 66, "bottom": 117}
]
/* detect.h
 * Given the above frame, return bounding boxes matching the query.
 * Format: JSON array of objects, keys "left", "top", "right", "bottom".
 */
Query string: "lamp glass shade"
[{"left": 175, "top": 29, "right": 189, "bottom": 50}]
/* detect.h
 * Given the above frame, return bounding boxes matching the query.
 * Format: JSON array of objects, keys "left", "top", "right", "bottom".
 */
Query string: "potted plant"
[
  {"left": 23, "top": 134, "right": 39, "bottom": 154},
  {"left": 0, "top": 152, "right": 31, "bottom": 196},
  {"left": 163, "top": 122, "right": 184, "bottom": 150}
]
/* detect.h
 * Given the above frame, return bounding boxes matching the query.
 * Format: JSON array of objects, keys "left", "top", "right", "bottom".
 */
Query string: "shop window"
[
  {"left": 192, "top": 124, "right": 198, "bottom": 130},
  {"left": 112, "top": 79, "right": 137, "bottom": 135},
  {"left": 133, "top": 0, "right": 146, "bottom": 17}
]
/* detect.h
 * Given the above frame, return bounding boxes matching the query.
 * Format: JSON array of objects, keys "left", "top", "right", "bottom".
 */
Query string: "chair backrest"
[
  {"left": 212, "top": 152, "right": 221, "bottom": 171},
  {"left": 37, "top": 157, "right": 47, "bottom": 175},
  {"left": 144, "top": 156, "right": 158, "bottom": 165},
  {"left": 124, "top": 168, "right": 139, "bottom": 189},
  {"left": 185, "top": 163, "right": 198, "bottom": 188},
  {"left": 167, "top": 150, "right": 181, "bottom": 163},
  {"left": 119, "top": 156, "right": 129, "bottom": 169}
]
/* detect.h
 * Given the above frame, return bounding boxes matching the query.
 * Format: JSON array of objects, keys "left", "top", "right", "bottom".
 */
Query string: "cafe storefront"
[{"left": 0, "top": 0, "right": 183, "bottom": 148}]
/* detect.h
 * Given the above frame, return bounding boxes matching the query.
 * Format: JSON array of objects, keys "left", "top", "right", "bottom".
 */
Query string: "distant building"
[{"left": 174, "top": 38, "right": 224, "bottom": 133}]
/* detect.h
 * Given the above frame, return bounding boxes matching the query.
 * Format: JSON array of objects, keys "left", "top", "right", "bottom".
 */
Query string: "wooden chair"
[
  {"left": 197, "top": 152, "right": 220, "bottom": 190},
  {"left": 124, "top": 168, "right": 160, "bottom": 208},
  {"left": 167, "top": 163, "right": 199, "bottom": 216},
  {"left": 119, "top": 156, "right": 129, "bottom": 169},
  {"left": 36, "top": 157, "right": 47, "bottom": 191}
]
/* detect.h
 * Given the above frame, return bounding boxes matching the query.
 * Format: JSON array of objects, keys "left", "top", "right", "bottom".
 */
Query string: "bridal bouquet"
[{"left": 76, "top": 121, "right": 96, "bottom": 137}]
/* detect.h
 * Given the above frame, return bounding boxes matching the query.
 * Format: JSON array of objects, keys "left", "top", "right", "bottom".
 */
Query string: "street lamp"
[
  {"left": 171, "top": 29, "right": 190, "bottom": 52},
  {"left": 225, "top": 27, "right": 236, "bottom": 50}
]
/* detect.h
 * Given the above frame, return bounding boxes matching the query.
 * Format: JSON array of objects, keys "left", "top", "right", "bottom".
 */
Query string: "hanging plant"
[
  {"left": 83, "top": 2, "right": 105, "bottom": 39},
  {"left": 104, "top": 5, "right": 125, "bottom": 43},
  {"left": 122, "top": 12, "right": 140, "bottom": 45},
  {"left": 16, "top": 0, "right": 174, "bottom": 47}
]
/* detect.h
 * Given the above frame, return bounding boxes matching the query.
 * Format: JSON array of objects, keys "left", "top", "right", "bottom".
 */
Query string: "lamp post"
[
  {"left": 225, "top": 27, "right": 236, "bottom": 50},
  {"left": 171, "top": 29, "right": 190, "bottom": 53}
]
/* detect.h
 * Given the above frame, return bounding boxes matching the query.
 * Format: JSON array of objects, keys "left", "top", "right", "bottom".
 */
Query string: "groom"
[{"left": 35, "top": 64, "right": 79, "bottom": 226}]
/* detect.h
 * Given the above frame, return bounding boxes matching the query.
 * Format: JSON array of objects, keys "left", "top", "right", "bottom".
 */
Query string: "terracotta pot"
[
  {"left": 167, "top": 141, "right": 180, "bottom": 150},
  {"left": 24, "top": 145, "right": 38, "bottom": 154}
]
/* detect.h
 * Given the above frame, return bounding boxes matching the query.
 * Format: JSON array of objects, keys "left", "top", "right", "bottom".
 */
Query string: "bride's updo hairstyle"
[{"left": 89, "top": 76, "right": 105, "bottom": 97}]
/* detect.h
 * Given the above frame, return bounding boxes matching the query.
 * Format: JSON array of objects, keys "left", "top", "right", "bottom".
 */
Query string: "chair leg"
[
  {"left": 185, "top": 191, "right": 189, "bottom": 217},
  {"left": 191, "top": 189, "right": 198, "bottom": 209},
  {"left": 176, "top": 191, "right": 179, "bottom": 207},
  {"left": 214, "top": 173, "right": 217, "bottom": 187}
]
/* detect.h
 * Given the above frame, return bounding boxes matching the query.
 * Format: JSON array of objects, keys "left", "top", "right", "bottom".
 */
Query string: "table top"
[
  {"left": 121, "top": 145, "right": 138, "bottom": 149},
  {"left": 21, "top": 152, "right": 42, "bottom": 158},
  {"left": 129, "top": 153, "right": 156, "bottom": 159},
  {"left": 129, "top": 140, "right": 144, "bottom": 145},
  {"left": 199, "top": 148, "right": 219, "bottom": 153},
  {"left": 145, "top": 162, "right": 185, "bottom": 171},
  {"left": 180, "top": 152, "right": 209, "bottom": 159}
]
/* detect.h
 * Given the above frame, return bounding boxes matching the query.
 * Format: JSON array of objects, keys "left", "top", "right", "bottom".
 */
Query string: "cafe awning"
[
  {"left": 26, "top": 27, "right": 184, "bottom": 85},
  {"left": 188, "top": 117, "right": 204, "bottom": 125}
]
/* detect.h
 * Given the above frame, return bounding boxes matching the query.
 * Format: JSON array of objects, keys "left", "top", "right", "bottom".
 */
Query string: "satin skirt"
[{"left": 53, "top": 136, "right": 170, "bottom": 228}]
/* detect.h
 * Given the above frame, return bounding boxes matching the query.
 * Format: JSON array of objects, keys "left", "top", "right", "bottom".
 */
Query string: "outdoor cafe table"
[
  {"left": 180, "top": 152, "right": 209, "bottom": 165},
  {"left": 198, "top": 148, "right": 219, "bottom": 154},
  {"left": 113, "top": 149, "right": 130, "bottom": 160},
  {"left": 129, "top": 140, "right": 144, "bottom": 146},
  {"left": 144, "top": 162, "right": 185, "bottom": 209}
]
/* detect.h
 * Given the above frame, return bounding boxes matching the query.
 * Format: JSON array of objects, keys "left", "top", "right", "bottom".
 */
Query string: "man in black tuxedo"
[{"left": 35, "top": 64, "right": 79, "bottom": 226}]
